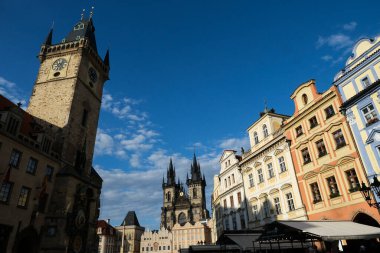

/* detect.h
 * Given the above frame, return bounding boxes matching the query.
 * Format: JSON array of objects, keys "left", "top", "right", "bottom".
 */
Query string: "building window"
[
  {"left": 345, "top": 169, "right": 360, "bottom": 192},
  {"left": 295, "top": 125, "right": 303, "bottom": 137},
  {"left": 316, "top": 139, "right": 327, "bottom": 157},
  {"left": 252, "top": 205, "right": 258, "bottom": 220},
  {"left": 361, "top": 76, "right": 371, "bottom": 88},
  {"left": 232, "top": 174, "right": 235, "bottom": 184},
  {"left": 278, "top": 156, "right": 287, "bottom": 172},
  {"left": 225, "top": 218, "right": 230, "bottom": 230},
  {"left": 237, "top": 192, "right": 242, "bottom": 203},
  {"left": 302, "top": 94, "right": 308, "bottom": 105},
  {"left": 46, "top": 165, "right": 54, "bottom": 181},
  {"left": 310, "top": 182, "right": 322, "bottom": 203},
  {"left": 193, "top": 188, "right": 197, "bottom": 198},
  {"left": 324, "top": 105, "right": 335, "bottom": 119},
  {"left": 224, "top": 179, "right": 227, "bottom": 188},
  {"left": 263, "top": 199, "right": 270, "bottom": 218},
  {"left": 224, "top": 199, "right": 227, "bottom": 209},
  {"left": 254, "top": 132, "right": 259, "bottom": 144},
  {"left": 267, "top": 163, "right": 275, "bottom": 178},
  {"left": 230, "top": 195, "right": 234, "bottom": 208},
  {"left": 240, "top": 214, "right": 246, "bottom": 229},
  {"left": 263, "top": 124, "right": 269, "bottom": 138},
  {"left": 274, "top": 197, "right": 281, "bottom": 215},
  {"left": 286, "top": 193, "right": 295, "bottom": 211},
  {"left": 6, "top": 116, "right": 20, "bottom": 135},
  {"left": 81, "top": 109, "right": 89, "bottom": 127},
  {"left": 9, "top": 149, "right": 22, "bottom": 167},
  {"left": 333, "top": 129, "right": 346, "bottom": 149},
  {"left": 17, "top": 186, "right": 31, "bottom": 208},
  {"left": 258, "top": 169, "right": 264, "bottom": 183},
  {"left": 248, "top": 173, "right": 254, "bottom": 187},
  {"left": 361, "top": 103, "right": 379, "bottom": 126},
  {"left": 41, "top": 137, "right": 52, "bottom": 153},
  {"left": 326, "top": 176, "right": 340, "bottom": 198},
  {"left": 228, "top": 176, "right": 231, "bottom": 186},
  {"left": 301, "top": 148, "right": 311, "bottom": 164},
  {"left": 0, "top": 182, "right": 13, "bottom": 204},
  {"left": 309, "top": 116, "right": 318, "bottom": 129},
  {"left": 232, "top": 216, "right": 237, "bottom": 230},
  {"left": 26, "top": 157, "right": 38, "bottom": 174}
]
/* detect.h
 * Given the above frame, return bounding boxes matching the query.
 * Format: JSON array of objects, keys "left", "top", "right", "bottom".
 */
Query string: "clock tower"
[{"left": 26, "top": 15, "right": 110, "bottom": 253}]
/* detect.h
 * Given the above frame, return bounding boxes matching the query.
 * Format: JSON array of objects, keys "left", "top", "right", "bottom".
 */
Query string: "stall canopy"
[{"left": 277, "top": 221, "right": 380, "bottom": 241}]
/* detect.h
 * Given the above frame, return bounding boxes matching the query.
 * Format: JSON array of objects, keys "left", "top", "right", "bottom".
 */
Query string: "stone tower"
[
  {"left": 160, "top": 155, "right": 209, "bottom": 230},
  {"left": 26, "top": 15, "right": 110, "bottom": 253}
]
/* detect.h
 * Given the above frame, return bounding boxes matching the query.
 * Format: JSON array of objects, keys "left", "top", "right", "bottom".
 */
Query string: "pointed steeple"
[
  {"left": 64, "top": 18, "right": 97, "bottom": 52},
  {"left": 104, "top": 49, "right": 110, "bottom": 69},
  {"left": 190, "top": 153, "right": 201, "bottom": 181},
  {"left": 166, "top": 158, "right": 175, "bottom": 186},
  {"left": 44, "top": 29, "right": 53, "bottom": 45}
]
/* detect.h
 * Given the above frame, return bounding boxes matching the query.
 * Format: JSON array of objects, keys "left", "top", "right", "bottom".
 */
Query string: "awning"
[
  {"left": 278, "top": 221, "right": 380, "bottom": 241},
  {"left": 225, "top": 233, "right": 261, "bottom": 250}
]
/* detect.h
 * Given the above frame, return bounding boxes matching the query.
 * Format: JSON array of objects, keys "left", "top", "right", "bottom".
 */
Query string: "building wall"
[
  {"left": 283, "top": 80, "right": 380, "bottom": 223},
  {"left": 172, "top": 222, "right": 211, "bottom": 252},
  {"left": 240, "top": 112, "right": 307, "bottom": 229},
  {"left": 215, "top": 150, "right": 248, "bottom": 235},
  {"left": 334, "top": 36, "right": 380, "bottom": 180},
  {"left": 140, "top": 228, "right": 172, "bottom": 253},
  {"left": 116, "top": 225, "right": 145, "bottom": 253}
]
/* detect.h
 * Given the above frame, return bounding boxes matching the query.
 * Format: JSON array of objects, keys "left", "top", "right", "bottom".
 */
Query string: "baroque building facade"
[
  {"left": 240, "top": 109, "right": 307, "bottom": 228},
  {"left": 211, "top": 150, "right": 248, "bottom": 239},
  {"left": 283, "top": 80, "right": 380, "bottom": 224},
  {"left": 0, "top": 14, "right": 109, "bottom": 253},
  {"left": 97, "top": 220, "right": 117, "bottom": 253},
  {"left": 334, "top": 35, "right": 380, "bottom": 204}
]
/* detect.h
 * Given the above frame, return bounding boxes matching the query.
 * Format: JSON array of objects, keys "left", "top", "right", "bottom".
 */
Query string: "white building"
[
  {"left": 97, "top": 220, "right": 117, "bottom": 253},
  {"left": 240, "top": 109, "right": 307, "bottom": 228},
  {"left": 212, "top": 150, "right": 248, "bottom": 239}
]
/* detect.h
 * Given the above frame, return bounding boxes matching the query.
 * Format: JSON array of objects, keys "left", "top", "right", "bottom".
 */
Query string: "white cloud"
[
  {"left": 321, "top": 55, "right": 333, "bottom": 62},
  {"left": 101, "top": 91, "right": 145, "bottom": 121},
  {"left": 0, "top": 76, "right": 27, "bottom": 106},
  {"left": 95, "top": 129, "right": 115, "bottom": 155},
  {"left": 316, "top": 34, "right": 353, "bottom": 50},
  {"left": 343, "top": 21, "right": 357, "bottom": 31},
  {"left": 219, "top": 136, "right": 249, "bottom": 151}
]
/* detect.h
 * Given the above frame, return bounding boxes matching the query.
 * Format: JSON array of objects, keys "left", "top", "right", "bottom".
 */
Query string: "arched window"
[
  {"left": 167, "top": 192, "right": 171, "bottom": 202},
  {"left": 178, "top": 212, "right": 187, "bottom": 225},
  {"left": 263, "top": 124, "right": 269, "bottom": 138},
  {"left": 302, "top": 94, "right": 308, "bottom": 105},
  {"left": 254, "top": 132, "right": 259, "bottom": 144},
  {"left": 193, "top": 188, "right": 197, "bottom": 199}
]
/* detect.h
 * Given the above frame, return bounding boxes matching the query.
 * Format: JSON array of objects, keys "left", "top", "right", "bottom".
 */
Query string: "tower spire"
[{"left": 43, "top": 28, "right": 53, "bottom": 45}]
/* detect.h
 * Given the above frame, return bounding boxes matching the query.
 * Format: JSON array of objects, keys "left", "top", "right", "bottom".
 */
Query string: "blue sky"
[{"left": 1, "top": 0, "right": 380, "bottom": 229}]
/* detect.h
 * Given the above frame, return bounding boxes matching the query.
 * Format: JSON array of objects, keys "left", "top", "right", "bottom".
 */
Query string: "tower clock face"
[
  {"left": 52, "top": 58, "right": 68, "bottom": 71},
  {"left": 88, "top": 67, "right": 98, "bottom": 83}
]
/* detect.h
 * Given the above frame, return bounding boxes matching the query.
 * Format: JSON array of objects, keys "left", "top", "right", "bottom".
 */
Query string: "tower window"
[
  {"left": 302, "top": 94, "right": 308, "bottom": 105},
  {"left": 253, "top": 131, "right": 259, "bottom": 144},
  {"left": 81, "top": 109, "right": 89, "bottom": 127},
  {"left": 193, "top": 188, "right": 197, "bottom": 199},
  {"left": 263, "top": 124, "right": 269, "bottom": 138}
]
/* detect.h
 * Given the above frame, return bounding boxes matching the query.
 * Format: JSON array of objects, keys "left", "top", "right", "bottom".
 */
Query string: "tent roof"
[{"left": 278, "top": 221, "right": 380, "bottom": 241}]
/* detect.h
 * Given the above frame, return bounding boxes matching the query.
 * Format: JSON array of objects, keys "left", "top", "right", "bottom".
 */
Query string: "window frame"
[
  {"left": 263, "top": 124, "right": 269, "bottom": 138},
  {"left": 324, "top": 105, "right": 335, "bottom": 119},
  {"left": 253, "top": 131, "right": 259, "bottom": 144},
  {"left": 361, "top": 103, "right": 379, "bottom": 126},
  {"left": 286, "top": 192, "right": 295, "bottom": 211},
  {"left": 326, "top": 176, "right": 340, "bottom": 198},
  {"left": 9, "top": 149, "right": 22, "bottom": 168},
  {"left": 301, "top": 147, "right": 311, "bottom": 164},
  {"left": 17, "top": 186, "right": 31, "bottom": 208},
  {"left": 26, "top": 157, "right": 38, "bottom": 175},
  {"left": 310, "top": 182, "right": 322, "bottom": 203},
  {"left": 315, "top": 139, "right": 327, "bottom": 157},
  {"left": 248, "top": 173, "right": 254, "bottom": 187},
  {"left": 274, "top": 197, "right": 282, "bottom": 215},
  {"left": 0, "top": 182, "right": 13, "bottom": 204},
  {"left": 258, "top": 169, "right": 264, "bottom": 183},
  {"left": 295, "top": 125, "right": 303, "bottom": 137},
  {"left": 309, "top": 116, "right": 318, "bottom": 129},
  {"left": 333, "top": 129, "right": 346, "bottom": 149},
  {"left": 278, "top": 156, "right": 287, "bottom": 173},
  {"left": 267, "top": 163, "right": 275, "bottom": 178}
]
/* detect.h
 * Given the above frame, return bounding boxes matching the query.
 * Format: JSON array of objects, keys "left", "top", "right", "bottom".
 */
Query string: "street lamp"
[{"left": 360, "top": 176, "right": 380, "bottom": 209}]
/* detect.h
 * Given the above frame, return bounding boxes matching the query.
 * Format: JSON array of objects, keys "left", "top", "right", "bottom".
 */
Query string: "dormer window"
[
  {"left": 263, "top": 124, "right": 269, "bottom": 138},
  {"left": 302, "top": 94, "right": 308, "bottom": 105},
  {"left": 6, "top": 116, "right": 20, "bottom": 136},
  {"left": 253, "top": 132, "right": 259, "bottom": 144}
]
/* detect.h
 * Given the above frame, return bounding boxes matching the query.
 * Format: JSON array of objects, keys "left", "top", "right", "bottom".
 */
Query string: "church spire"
[
  {"left": 43, "top": 28, "right": 53, "bottom": 45},
  {"left": 104, "top": 49, "right": 110, "bottom": 69},
  {"left": 166, "top": 158, "right": 175, "bottom": 186},
  {"left": 190, "top": 153, "right": 201, "bottom": 182}
]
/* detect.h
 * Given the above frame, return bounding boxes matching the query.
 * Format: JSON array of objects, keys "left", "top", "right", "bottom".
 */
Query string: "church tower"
[
  {"left": 160, "top": 155, "right": 209, "bottom": 230},
  {"left": 26, "top": 12, "right": 109, "bottom": 253},
  {"left": 187, "top": 154, "right": 209, "bottom": 222}
]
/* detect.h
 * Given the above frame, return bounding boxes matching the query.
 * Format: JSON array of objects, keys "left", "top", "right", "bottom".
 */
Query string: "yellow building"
[
  {"left": 283, "top": 80, "right": 380, "bottom": 225},
  {"left": 172, "top": 221, "right": 212, "bottom": 252},
  {"left": 240, "top": 109, "right": 307, "bottom": 228}
]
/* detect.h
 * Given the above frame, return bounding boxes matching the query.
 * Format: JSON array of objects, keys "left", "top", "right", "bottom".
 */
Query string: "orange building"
[{"left": 283, "top": 80, "right": 380, "bottom": 226}]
